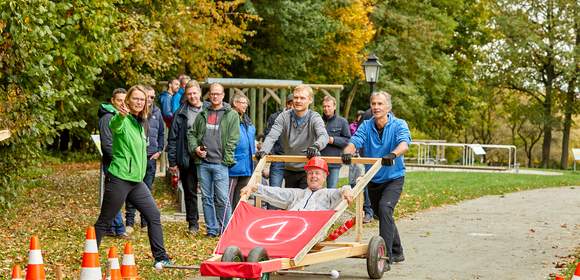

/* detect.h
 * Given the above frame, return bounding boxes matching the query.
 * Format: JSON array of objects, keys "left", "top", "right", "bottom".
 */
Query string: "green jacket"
[
  {"left": 187, "top": 103, "right": 240, "bottom": 166},
  {"left": 107, "top": 113, "right": 147, "bottom": 182}
]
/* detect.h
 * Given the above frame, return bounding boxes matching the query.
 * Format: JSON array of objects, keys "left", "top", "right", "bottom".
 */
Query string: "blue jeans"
[
  {"left": 126, "top": 159, "right": 156, "bottom": 227},
  {"left": 198, "top": 162, "right": 231, "bottom": 236},
  {"left": 349, "top": 164, "right": 373, "bottom": 217},
  {"left": 110, "top": 212, "right": 126, "bottom": 234},
  {"left": 326, "top": 164, "right": 341, "bottom": 189},
  {"left": 269, "top": 162, "right": 284, "bottom": 188}
]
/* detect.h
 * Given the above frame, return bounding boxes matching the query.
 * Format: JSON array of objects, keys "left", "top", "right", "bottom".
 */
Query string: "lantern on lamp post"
[{"left": 362, "top": 53, "right": 383, "bottom": 94}]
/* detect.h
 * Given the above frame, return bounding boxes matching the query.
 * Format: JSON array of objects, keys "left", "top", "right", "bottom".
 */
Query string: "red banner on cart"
[{"left": 216, "top": 202, "right": 335, "bottom": 258}]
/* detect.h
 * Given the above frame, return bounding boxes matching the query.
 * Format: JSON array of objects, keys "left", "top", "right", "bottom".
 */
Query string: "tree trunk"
[
  {"left": 342, "top": 82, "right": 359, "bottom": 120},
  {"left": 540, "top": 63, "right": 555, "bottom": 168},
  {"left": 561, "top": 6, "right": 579, "bottom": 169}
]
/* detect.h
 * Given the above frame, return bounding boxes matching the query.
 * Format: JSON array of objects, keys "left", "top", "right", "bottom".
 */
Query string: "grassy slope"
[{"left": 0, "top": 163, "right": 577, "bottom": 279}]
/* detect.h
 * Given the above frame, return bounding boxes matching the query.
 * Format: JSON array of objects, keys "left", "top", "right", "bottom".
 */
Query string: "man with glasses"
[
  {"left": 125, "top": 85, "right": 165, "bottom": 233},
  {"left": 188, "top": 83, "right": 240, "bottom": 237},
  {"left": 240, "top": 157, "right": 353, "bottom": 211}
]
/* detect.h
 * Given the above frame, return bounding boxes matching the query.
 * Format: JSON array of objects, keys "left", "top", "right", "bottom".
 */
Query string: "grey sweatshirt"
[
  {"left": 261, "top": 109, "right": 329, "bottom": 170},
  {"left": 255, "top": 184, "right": 351, "bottom": 211}
]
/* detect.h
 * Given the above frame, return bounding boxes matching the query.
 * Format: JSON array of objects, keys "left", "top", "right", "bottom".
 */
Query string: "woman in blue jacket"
[{"left": 228, "top": 93, "right": 256, "bottom": 211}]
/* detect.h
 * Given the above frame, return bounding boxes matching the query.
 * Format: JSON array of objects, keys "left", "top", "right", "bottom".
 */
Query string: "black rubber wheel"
[
  {"left": 246, "top": 247, "right": 270, "bottom": 280},
  {"left": 221, "top": 246, "right": 244, "bottom": 280},
  {"left": 367, "top": 236, "right": 389, "bottom": 279}
]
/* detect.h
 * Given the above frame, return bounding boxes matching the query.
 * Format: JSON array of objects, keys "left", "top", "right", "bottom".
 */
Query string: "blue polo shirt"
[{"left": 349, "top": 112, "right": 411, "bottom": 183}]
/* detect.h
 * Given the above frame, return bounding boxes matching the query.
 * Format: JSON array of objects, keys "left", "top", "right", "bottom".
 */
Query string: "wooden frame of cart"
[{"left": 173, "top": 155, "right": 390, "bottom": 279}]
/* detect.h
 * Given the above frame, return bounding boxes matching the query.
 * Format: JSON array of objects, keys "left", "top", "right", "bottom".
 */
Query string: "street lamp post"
[{"left": 362, "top": 53, "right": 383, "bottom": 95}]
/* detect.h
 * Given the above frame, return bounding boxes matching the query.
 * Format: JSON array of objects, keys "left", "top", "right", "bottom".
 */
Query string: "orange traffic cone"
[
  {"left": 26, "top": 235, "right": 45, "bottom": 280},
  {"left": 80, "top": 227, "right": 101, "bottom": 279},
  {"left": 555, "top": 275, "right": 564, "bottom": 280},
  {"left": 120, "top": 242, "right": 138, "bottom": 279},
  {"left": 107, "top": 246, "right": 122, "bottom": 280},
  {"left": 572, "top": 261, "right": 580, "bottom": 280},
  {"left": 11, "top": 265, "right": 23, "bottom": 280}
]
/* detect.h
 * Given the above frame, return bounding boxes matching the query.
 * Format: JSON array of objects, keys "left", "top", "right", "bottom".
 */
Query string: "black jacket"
[
  {"left": 97, "top": 103, "right": 116, "bottom": 168},
  {"left": 167, "top": 104, "right": 201, "bottom": 168},
  {"left": 321, "top": 113, "right": 351, "bottom": 157},
  {"left": 147, "top": 106, "right": 165, "bottom": 156}
]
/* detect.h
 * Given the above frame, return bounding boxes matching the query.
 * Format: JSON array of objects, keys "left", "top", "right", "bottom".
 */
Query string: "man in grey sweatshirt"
[{"left": 257, "top": 85, "right": 329, "bottom": 189}]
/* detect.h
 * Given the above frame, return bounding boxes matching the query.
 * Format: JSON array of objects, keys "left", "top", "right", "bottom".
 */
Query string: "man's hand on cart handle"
[
  {"left": 240, "top": 184, "right": 258, "bottom": 200},
  {"left": 341, "top": 188, "right": 354, "bottom": 204}
]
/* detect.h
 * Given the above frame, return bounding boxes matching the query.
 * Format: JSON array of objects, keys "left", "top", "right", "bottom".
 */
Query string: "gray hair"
[
  {"left": 370, "top": 91, "right": 392, "bottom": 110},
  {"left": 322, "top": 95, "right": 336, "bottom": 105},
  {"left": 231, "top": 93, "right": 248, "bottom": 104}
]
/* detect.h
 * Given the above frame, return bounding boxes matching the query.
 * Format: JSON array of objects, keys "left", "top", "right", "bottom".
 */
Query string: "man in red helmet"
[{"left": 240, "top": 157, "right": 353, "bottom": 211}]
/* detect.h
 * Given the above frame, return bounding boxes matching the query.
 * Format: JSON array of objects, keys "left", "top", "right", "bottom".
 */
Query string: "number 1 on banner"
[{"left": 261, "top": 221, "right": 288, "bottom": 241}]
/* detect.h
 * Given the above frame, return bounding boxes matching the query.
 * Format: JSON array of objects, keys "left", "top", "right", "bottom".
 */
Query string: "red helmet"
[{"left": 304, "top": 157, "right": 329, "bottom": 175}]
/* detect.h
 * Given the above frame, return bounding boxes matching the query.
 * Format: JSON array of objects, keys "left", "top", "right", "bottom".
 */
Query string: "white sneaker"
[{"left": 126, "top": 226, "right": 134, "bottom": 234}]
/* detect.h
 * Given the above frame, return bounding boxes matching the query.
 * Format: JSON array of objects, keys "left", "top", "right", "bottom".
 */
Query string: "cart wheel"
[
  {"left": 367, "top": 236, "right": 389, "bottom": 279},
  {"left": 246, "top": 247, "right": 270, "bottom": 280},
  {"left": 221, "top": 246, "right": 244, "bottom": 280}
]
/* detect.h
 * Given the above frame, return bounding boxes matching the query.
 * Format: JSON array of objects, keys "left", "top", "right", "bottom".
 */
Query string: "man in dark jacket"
[
  {"left": 125, "top": 85, "right": 165, "bottom": 232},
  {"left": 167, "top": 81, "right": 203, "bottom": 233},
  {"left": 320, "top": 95, "right": 351, "bottom": 189},
  {"left": 97, "top": 88, "right": 129, "bottom": 238}
]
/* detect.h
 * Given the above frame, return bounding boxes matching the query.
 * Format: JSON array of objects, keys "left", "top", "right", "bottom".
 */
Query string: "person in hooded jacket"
[
  {"left": 187, "top": 83, "right": 240, "bottom": 237},
  {"left": 125, "top": 85, "right": 164, "bottom": 232},
  {"left": 167, "top": 80, "right": 204, "bottom": 234},
  {"left": 228, "top": 93, "right": 256, "bottom": 211},
  {"left": 94, "top": 85, "right": 171, "bottom": 268},
  {"left": 97, "top": 88, "right": 129, "bottom": 238}
]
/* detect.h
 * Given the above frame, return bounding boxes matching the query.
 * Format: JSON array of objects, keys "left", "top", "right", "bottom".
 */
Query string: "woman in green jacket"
[{"left": 94, "top": 85, "right": 171, "bottom": 267}]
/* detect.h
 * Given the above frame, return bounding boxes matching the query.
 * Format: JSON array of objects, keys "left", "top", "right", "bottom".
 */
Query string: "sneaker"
[
  {"left": 154, "top": 259, "right": 173, "bottom": 270},
  {"left": 116, "top": 232, "right": 131, "bottom": 240},
  {"left": 363, "top": 213, "right": 373, "bottom": 224},
  {"left": 125, "top": 226, "right": 134, "bottom": 234},
  {"left": 391, "top": 254, "right": 405, "bottom": 263},
  {"left": 188, "top": 224, "right": 199, "bottom": 234}
]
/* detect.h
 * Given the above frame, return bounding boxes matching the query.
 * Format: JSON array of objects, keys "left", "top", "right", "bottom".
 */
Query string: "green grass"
[{"left": 0, "top": 164, "right": 578, "bottom": 279}]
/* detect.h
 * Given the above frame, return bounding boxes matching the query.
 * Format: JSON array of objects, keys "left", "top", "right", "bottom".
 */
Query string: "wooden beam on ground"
[
  {"left": 0, "top": 130, "right": 10, "bottom": 142},
  {"left": 294, "top": 245, "right": 368, "bottom": 267}
]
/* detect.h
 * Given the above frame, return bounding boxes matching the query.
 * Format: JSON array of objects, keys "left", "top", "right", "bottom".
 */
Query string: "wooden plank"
[
  {"left": 250, "top": 88, "right": 256, "bottom": 127},
  {"left": 258, "top": 88, "right": 264, "bottom": 134},
  {"left": 265, "top": 155, "right": 380, "bottom": 165},
  {"left": 316, "top": 241, "right": 359, "bottom": 247},
  {"left": 294, "top": 245, "right": 368, "bottom": 267},
  {"left": 265, "top": 88, "right": 282, "bottom": 105},
  {"left": 292, "top": 159, "right": 381, "bottom": 264},
  {"left": 0, "top": 130, "right": 11, "bottom": 142},
  {"left": 355, "top": 189, "right": 363, "bottom": 242}
]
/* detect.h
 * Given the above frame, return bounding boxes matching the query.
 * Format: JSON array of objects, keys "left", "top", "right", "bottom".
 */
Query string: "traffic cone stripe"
[
  {"left": 84, "top": 240, "right": 98, "bottom": 253},
  {"left": 79, "top": 268, "right": 102, "bottom": 278},
  {"left": 122, "top": 254, "right": 135, "bottom": 265},
  {"left": 572, "top": 261, "right": 580, "bottom": 280},
  {"left": 109, "top": 257, "right": 120, "bottom": 269},
  {"left": 27, "top": 250, "right": 43, "bottom": 265}
]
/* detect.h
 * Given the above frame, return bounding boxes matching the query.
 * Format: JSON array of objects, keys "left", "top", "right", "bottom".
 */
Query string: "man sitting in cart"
[{"left": 240, "top": 157, "right": 353, "bottom": 210}]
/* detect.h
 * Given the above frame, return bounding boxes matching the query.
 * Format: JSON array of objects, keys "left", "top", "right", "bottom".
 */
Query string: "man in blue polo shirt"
[{"left": 342, "top": 91, "right": 411, "bottom": 267}]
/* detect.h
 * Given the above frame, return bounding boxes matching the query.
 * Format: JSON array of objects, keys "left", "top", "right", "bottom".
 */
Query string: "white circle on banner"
[{"left": 245, "top": 216, "right": 309, "bottom": 246}]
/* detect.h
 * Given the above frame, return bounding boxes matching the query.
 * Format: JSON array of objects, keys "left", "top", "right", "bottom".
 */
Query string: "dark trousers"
[
  {"left": 283, "top": 170, "right": 307, "bottom": 189},
  {"left": 95, "top": 173, "right": 168, "bottom": 262},
  {"left": 126, "top": 158, "right": 156, "bottom": 227},
  {"left": 229, "top": 176, "right": 250, "bottom": 212},
  {"left": 367, "top": 177, "right": 404, "bottom": 260},
  {"left": 180, "top": 165, "right": 199, "bottom": 228}
]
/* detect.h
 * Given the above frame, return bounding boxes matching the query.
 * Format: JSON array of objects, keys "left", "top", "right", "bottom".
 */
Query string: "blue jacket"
[
  {"left": 158, "top": 91, "right": 173, "bottom": 121},
  {"left": 349, "top": 112, "right": 411, "bottom": 183},
  {"left": 229, "top": 114, "right": 256, "bottom": 177},
  {"left": 172, "top": 88, "right": 184, "bottom": 113},
  {"left": 147, "top": 106, "right": 165, "bottom": 156}
]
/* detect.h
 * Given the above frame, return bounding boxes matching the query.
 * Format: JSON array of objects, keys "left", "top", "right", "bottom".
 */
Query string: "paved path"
[{"left": 192, "top": 186, "right": 580, "bottom": 280}]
